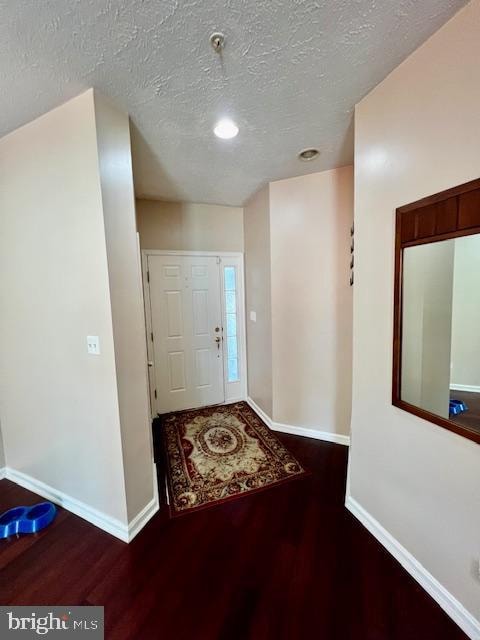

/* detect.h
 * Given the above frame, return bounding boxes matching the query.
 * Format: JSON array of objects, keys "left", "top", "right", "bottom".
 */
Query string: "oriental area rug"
[{"left": 161, "top": 401, "right": 306, "bottom": 515}]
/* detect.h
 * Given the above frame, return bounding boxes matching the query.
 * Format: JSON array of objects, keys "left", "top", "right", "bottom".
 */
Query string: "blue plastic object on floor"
[
  {"left": 449, "top": 399, "right": 469, "bottom": 416},
  {"left": 449, "top": 401, "right": 461, "bottom": 415},
  {"left": 0, "top": 502, "right": 56, "bottom": 538}
]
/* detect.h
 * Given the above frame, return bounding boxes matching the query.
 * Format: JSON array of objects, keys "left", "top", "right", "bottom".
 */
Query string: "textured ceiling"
[{"left": 0, "top": 0, "right": 467, "bottom": 205}]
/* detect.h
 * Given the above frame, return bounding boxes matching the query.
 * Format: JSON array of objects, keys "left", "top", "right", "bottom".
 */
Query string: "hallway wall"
[
  {"left": 450, "top": 234, "right": 480, "bottom": 389},
  {"left": 348, "top": 0, "right": 480, "bottom": 626},
  {"left": 270, "top": 167, "right": 353, "bottom": 435},
  {"left": 94, "top": 92, "right": 155, "bottom": 522},
  {"left": 401, "top": 241, "right": 454, "bottom": 419},
  {"left": 244, "top": 185, "right": 273, "bottom": 417},
  {"left": 0, "top": 422, "right": 5, "bottom": 470},
  {"left": 0, "top": 90, "right": 128, "bottom": 524},
  {"left": 0, "top": 89, "right": 155, "bottom": 538},
  {"left": 136, "top": 199, "right": 244, "bottom": 252},
  {"left": 244, "top": 167, "right": 354, "bottom": 439}
]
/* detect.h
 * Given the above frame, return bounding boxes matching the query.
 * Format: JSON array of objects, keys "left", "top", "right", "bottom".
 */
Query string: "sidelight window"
[{"left": 224, "top": 266, "right": 239, "bottom": 382}]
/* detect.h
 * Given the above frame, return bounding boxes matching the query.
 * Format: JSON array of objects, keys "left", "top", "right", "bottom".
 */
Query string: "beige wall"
[
  {"left": 244, "top": 167, "right": 353, "bottom": 436},
  {"left": 401, "top": 241, "right": 454, "bottom": 418},
  {"left": 270, "top": 167, "right": 353, "bottom": 435},
  {"left": 0, "top": 423, "right": 5, "bottom": 469},
  {"left": 244, "top": 186, "right": 273, "bottom": 416},
  {"left": 136, "top": 199, "right": 244, "bottom": 252},
  {"left": 451, "top": 234, "right": 480, "bottom": 389},
  {"left": 349, "top": 0, "right": 480, "bottom": 623},
  {"left": 94, "top": 92, "right": 155, "bottom": 521},
  {"left": 0, "top": 89, "right": 155, "bottom": 533},
  {"left": 0, "top": 90, "right": 128, "bottom": 523}
]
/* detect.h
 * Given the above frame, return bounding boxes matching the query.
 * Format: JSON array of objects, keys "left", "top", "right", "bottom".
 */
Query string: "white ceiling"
[{"left": 1, "top": 0, "right": 467, "bottom": 206}]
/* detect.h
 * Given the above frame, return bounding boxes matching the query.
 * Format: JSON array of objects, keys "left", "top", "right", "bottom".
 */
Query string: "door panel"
[
  {"left": 194, "top": 348, "right": 211, "bottom": 387},
  {"left": 168, "top": 351, "right": 186, "bottom": 391},
  {"left": 148, "top": 255, "right": 224, "bottom": 413},
  {"left": 192, "top": 289, "right": 208, "bottom": 335},
  {"left": 165, "top": 291, "right": 183, "bottom": 337}
]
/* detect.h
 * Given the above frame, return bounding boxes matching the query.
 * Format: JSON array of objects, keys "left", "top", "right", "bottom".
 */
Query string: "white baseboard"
[
  {"left": 247, "top": 397, "right": 350, "bottom": 446},
  {"left": 0, "top": 466, "right": 5, "bottom": 480},
  {"left": 450, "top": 384, "right": 480, "bottom": 394},
  {"left": 4, "top": 467, "right": 159, "bottom": 543},
  {"left": 346, "top": 495, "right": 480, "bottom": 640},
  {"left": 246, "top": 397, "right": 273, "bottom": 427},
  {"left": 127, "top": 495, "right": 159, "bottom": 542}
]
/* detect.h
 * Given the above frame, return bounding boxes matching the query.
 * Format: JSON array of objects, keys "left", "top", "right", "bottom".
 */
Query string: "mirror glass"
[{"left": 401, "top": 233, "right": 480, "bottom": 434}]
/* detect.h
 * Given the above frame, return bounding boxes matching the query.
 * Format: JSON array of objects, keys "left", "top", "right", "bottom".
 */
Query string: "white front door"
[{"left": 148, "top": 254, "right": 225, "bottom": 414}]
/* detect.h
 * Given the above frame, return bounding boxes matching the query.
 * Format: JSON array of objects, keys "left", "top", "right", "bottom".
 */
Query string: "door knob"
[{"left": 147, "top": 361, "right": 154, "bottom": 367}]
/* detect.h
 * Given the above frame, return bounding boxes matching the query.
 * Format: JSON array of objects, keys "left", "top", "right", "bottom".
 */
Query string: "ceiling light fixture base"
[{"left": 210, "top": 32, "right": 225, "bottom": 52}]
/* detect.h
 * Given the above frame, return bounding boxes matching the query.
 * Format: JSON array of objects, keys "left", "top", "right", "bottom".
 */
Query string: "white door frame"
[{"left": 141, "top": 250, "right": 247, "bottom": 417}]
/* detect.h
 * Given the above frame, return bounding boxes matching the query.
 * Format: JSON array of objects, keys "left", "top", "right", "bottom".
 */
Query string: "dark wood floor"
[
  {"left": 0, "top": 432, "right": 467, "bottom": 640},
  {"left": 450, "top": 390, "right": 480, "bottom": 434}
]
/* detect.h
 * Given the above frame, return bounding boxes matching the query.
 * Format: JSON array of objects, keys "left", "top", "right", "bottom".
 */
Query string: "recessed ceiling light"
[
  {"left": 214, "top": 119, "right": 239, "bottom": 139},
  {"left": 298, "top": 148, "right": 320, "bottom": 161}
]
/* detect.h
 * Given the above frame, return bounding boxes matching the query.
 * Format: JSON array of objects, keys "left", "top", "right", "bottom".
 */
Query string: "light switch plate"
[
  {"left": 250, "top": 311, "right": 257, "bottom": 322},
  {"left": 87, "top": 335, "right": 100, "bottom": 355}
]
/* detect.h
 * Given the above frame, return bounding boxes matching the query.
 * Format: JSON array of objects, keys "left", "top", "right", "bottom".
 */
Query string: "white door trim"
[
  {"left": 141, "top": 250, "right": 247, "bottom": 417},
  {"left": 143, "top": 250, "right": 242, "bottom": 258}
]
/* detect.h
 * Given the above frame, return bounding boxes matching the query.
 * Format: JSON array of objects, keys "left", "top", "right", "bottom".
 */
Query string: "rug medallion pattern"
[{"left": 162, "top": 402, "right": 306, "bottom": 514}]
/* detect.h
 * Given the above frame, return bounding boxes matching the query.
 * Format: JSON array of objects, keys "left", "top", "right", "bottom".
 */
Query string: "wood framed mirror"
[{"left": 393, "top": 177, "right": 480, "bottom": 444}]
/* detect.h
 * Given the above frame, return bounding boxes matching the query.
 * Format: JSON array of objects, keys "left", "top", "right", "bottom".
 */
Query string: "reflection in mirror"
[{"left": 401, "top": 234, "right": 480, "bottom": 433}]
